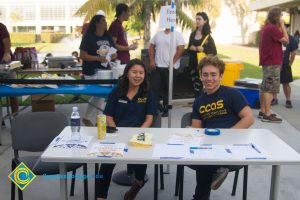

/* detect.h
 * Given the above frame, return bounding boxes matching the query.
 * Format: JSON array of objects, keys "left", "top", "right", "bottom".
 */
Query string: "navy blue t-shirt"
[
  {"left": 192, "top": 86, "right": 248, "bottom": 128},
  {"left": 79, "top": 32, "right": 115, "bottom": 76},
  {"left": 104, "top": 87, "right": 157, "bottom": 127},
  {"left": 282, "top": 35, "right": 298, "bottom": 67}
]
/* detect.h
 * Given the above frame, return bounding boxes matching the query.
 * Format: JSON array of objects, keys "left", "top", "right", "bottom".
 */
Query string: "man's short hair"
[
  {"left": 198, "top": 56, "right": 225, "bottom": 75},
  {"left": 115, "top": 3, "right": 128, "bottom": 18}
]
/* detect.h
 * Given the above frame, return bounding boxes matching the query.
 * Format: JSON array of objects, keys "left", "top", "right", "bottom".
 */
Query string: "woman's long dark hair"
[
  {"left": 265, "top": 7, "right": 281, "bottom": 25},
  {"left": 85, "top": 14, "right": 108, "bottom": 36},
  {"left": 117, "top": 59, "right": 150, "bottom": 98},
  {"left": 196, "top": 12, "right": 211, "bottom": 36}
]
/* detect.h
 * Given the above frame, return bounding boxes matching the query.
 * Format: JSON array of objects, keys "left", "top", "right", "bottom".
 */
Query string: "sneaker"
[
  {"left": 161, "top": 105, "right": 169, "bottom": 117},
  {"left": 271, "top": 99, "right": 278, "bottom": 105},
  {"left": 258, "top": 112, "right": 276, "bottom": 119},
  {"left": 211, "top": 167, "right": 229, "bottom": 190},
  {"left": 158, "top": 104, "right": 164, "bottom": 113},
  {"left": 285, "top": 100, "right": 293, "bottom": 108},
  {"left": 261, "top": 114, "right": 282, "bottom": 123},
  {"left": 124, "top": 180, "right": 144, "bottom": 200},
  {"left": 161, "top": 109, "right": 168, "bottom": 117}
]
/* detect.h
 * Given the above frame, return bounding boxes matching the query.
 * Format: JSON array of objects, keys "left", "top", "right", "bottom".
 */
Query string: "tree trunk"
[{"left": 143, "top": 2, "right": 151, "bottom": 49}]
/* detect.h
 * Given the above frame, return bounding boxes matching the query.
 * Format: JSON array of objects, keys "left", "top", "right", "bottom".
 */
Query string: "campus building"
[
  {"left": 0, "top": 0, "right": 86, "bottom": 34},
  {"left": 250, "top": 0, "right": 300, "bottom": 34}
]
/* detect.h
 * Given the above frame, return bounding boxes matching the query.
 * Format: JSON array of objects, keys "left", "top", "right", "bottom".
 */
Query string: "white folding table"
[{"left": 41, "top": 127, "right": 300, "bottom": 200}]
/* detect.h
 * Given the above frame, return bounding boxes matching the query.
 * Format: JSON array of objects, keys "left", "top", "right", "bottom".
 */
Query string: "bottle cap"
[{"left": 72, "top": 106, "right": 78, "bottom": 111}]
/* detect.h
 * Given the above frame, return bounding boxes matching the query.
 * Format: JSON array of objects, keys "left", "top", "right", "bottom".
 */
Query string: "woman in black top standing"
[
  {"left": 79, "top": 11, "right": 117, "bottom": 126},
  {"left": 188, "top": 12, "right": 217, "bottom": 98}
]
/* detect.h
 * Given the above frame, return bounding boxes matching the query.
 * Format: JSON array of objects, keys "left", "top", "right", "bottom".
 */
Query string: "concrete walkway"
[{"left": 1, "top": 80, "right": 300, "bottom": 200}]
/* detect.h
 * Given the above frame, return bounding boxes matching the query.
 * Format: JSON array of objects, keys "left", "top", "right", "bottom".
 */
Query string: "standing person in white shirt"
[{"left": 149, "top": 29, "right": 185, "bottom": 117}]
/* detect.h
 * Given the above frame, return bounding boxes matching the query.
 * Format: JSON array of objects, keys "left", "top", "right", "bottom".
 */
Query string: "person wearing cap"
[
  {"left": 79, "top": 10, "right": 117, "bottom": 127},
  {"left": 108, "top": 3, "right": 137, "bottom": 64},
  {"left": 190, "top": 56, "right": 254, "bottom": 200}
]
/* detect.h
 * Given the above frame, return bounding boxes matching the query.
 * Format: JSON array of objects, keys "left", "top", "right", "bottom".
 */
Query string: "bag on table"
[{"left": 14, "top": 47, "right": 37, "bottom": 69}]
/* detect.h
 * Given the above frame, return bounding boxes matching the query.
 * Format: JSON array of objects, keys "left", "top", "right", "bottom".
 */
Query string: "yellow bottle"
[{"left": 97, "top": 114, "right": 106, "bottom": 139}]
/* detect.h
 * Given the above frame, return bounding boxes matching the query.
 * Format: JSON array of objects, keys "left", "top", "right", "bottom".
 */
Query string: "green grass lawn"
[
  {"left": 217, "top": 44, "right": 300, "bottom": 79},
  {"left": 8, "top": 42, "right": 298, "bottom": 105}
]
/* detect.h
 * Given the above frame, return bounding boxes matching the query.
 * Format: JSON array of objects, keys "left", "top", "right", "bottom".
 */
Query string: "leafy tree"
[
  {"left": 224, "top": 0, "right": 254, "bottom": 44},
  {"left": 75, "top": 0, "right": 221, "bottom": 46}
]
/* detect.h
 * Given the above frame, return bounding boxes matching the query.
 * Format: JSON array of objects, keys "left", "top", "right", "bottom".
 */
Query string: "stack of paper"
[{"left": 130, "top": 132, "right": 152, "bottom": 147}]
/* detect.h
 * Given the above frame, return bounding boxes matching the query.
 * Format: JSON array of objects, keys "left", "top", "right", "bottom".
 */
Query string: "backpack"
[{"left": 13, "top": 47, "right": 38, "bottom": 69}]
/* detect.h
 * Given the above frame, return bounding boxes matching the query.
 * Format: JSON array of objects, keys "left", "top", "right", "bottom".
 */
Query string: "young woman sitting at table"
[{"left": 95, "top": 58, "right": 157, "bottom": 200}]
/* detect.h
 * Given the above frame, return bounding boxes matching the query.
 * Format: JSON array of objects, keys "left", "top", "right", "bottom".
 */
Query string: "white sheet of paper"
[
  {"left": 168, "top": 132, "right": 203, "bottom": 146},
  {"left": 88, "top": 142, "right": 125, "bottom": 157},
  {"left": 227, "top": 144, "right": 267, "bottom": 160},
  {"left": 152, "top": 144, "right": 191, "bottom": 159},
  {"left": 51, "top": 135, "right": 93, "bottom": 149},
  {"left": 190, "top": 145, "right": 230, "bottom": 160}
]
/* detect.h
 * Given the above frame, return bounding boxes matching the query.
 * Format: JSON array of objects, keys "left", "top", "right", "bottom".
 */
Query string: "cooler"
[{"left": 234, "top": 78, "right": 261, "bottom": 109}]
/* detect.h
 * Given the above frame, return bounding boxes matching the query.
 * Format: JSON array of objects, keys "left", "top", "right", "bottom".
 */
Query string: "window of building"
[
  {"left": 13, "top": 26, "right": 36, "bottom": 32},
  {"left": 40, "top": 5, "right": 66, "bottom": 20},
  {"left": 10, "top": 5, "right": 35, "bottom": 21}
]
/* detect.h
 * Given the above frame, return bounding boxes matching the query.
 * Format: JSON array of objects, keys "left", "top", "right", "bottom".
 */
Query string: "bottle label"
[{"left": 71, "top": 118, "right": 80, "bottom": 126}]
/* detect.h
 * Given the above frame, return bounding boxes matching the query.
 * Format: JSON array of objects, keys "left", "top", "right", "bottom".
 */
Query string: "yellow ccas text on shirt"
[
  {"left": 199, "top": 100, "right": 224, "bottom": 114},
  {"left": 137, "top": 97, "right": 147, "bottom": 103}
]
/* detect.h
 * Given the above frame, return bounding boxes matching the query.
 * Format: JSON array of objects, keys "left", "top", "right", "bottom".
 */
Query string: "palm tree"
[{"left": 75, "top": 0, "right": 221, "bottom": 46}]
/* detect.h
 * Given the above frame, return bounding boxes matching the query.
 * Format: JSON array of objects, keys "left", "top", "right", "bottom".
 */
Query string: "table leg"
[
  {"left": 154, "top": 164, "right": 158, "bottom": 200},
  {"left": 59, "top": 163, "right": 68, "bottom": 200},
  {"left": 270, "top": 165, "right": 280, "bottom": 200}
]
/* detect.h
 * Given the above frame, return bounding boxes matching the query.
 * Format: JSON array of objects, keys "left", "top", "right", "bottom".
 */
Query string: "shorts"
[
  {"left": 280, "top": 65, "right": 293, "bottom": 84},
  {"left": 260, "top": 65, "right": 280, "bottom": 93}
]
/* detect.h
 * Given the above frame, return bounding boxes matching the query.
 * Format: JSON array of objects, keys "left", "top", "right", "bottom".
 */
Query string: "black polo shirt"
[{"left": 104, "top": 87, "right": 157, "bottom": 127}]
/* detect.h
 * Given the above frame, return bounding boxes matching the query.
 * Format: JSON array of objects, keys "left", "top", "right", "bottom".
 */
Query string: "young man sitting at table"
[
  {"left": 190, "top": 56, "right": 254, "bottom": 200},
  {"left": 95, "top": 59, "right": 157, "bottom": 200}
]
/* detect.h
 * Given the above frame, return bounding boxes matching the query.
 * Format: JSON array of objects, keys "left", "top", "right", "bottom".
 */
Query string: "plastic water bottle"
[{"left": 70, "top": 106, "right": 81, "bottom": 141}]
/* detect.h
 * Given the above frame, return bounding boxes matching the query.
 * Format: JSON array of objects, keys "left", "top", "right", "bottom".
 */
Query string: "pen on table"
[
  {"left": 100, "top": 142, "right": 115, "bottom": 144},
  {"left": 251, "top": 143, "right": 261, "bottom": 153},
  {"left": 245, "top": 157, "right": 266, "bottom": 160},
  {"left": 55, "top": 137, "right": 61, "bottom": 142},
  {"left": 160, "top": 157, "right": 184, "bottom": 159},
  {"left": 97, "top": 156, "right": 112, "bottom": 158},
  {"left": 190, "top": 147, "right": 212, "bottom": 150}
]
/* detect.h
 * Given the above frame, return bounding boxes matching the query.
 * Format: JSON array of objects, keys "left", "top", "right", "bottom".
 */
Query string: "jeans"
[
  {"left": 84, "top": 73, "right": 105, "bottom": 122},
  {"left": 189, "top": 165, "right": 219, "bottom": 200},
  {"left": 95, "top": 164, "right": 147, "bottom": 198}
]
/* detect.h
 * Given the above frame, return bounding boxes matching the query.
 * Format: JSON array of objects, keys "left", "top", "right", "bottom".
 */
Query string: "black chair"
[
  {"left": 174, "top": 112, "right": 248, "bottom": 200},
  {"left": 10, "top": 111, "right": 88, "bottom": 200}
]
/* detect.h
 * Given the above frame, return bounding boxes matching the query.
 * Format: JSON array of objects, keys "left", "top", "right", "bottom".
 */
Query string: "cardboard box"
[{"left": 31, "top": 94, "right": 55, "bottom": 112}]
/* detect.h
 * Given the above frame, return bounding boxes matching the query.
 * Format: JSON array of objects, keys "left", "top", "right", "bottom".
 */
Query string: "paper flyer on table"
[
  {"left": 168, "top": 132, "right": 203, "bottom": 145},
  {"left": 51, "top": 135, "right": 93, "bottom": 149},
  {"left": 190, "top": 145, "right": 230, "bottom": 160},
  {"left": 87, "top": 142, "right": 126, "bottom": 157},
  {"left": 227, "top": 143, "right": 268, "bottom": 160},
  {"left": 152, "top": 144, "right": 191, "bottom": 159}
]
